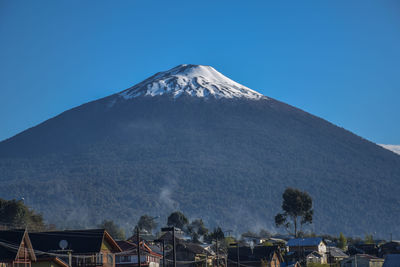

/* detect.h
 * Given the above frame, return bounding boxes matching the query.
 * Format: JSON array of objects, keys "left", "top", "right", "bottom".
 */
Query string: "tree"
[
  {"left": 0, "top": 198, "right": 46, "bottom": 231},
  {"left": 205, "top": 227, "right": 225, "bottom": 243},
  {"left": 137, "top": 215, "right": 157, "bottom": 233},
  {"left": 187, "top": 219, "right": 208, "bottom": 242},
  {"left": 274, "top": 187, "right": 313, "bottom": 237},
  {"left": 365, "top": 234, "right": 374, "bottom": 244},
  {"left": 338, "top": 232, "right": 347, "bottom": 250},
  {"left": 98, "top": 220, "right": 125, "bottom": 240},
  {"left": 167, "top": 211, "right": 189, "bottom": 230}
]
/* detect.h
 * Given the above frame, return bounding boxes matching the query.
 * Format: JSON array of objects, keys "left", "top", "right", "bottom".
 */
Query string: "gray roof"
[
  {"left": 383, "top": 254, "right": 400, "bottom": 267},
  {"left": 328, "top": 247, "right": 348, "bottom": 258},
  {"left": 287, "top": 237, "right": 323, "bottom": 247}
]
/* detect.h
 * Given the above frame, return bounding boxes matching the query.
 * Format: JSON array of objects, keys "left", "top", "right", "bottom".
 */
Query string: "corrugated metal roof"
[{"left": 327, "top": 247, "right": 348, "bottom": 258}]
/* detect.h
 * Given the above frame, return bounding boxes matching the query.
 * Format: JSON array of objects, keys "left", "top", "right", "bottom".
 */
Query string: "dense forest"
[{"left": 0, "top": 95, "right": 399, "bottom": 237}]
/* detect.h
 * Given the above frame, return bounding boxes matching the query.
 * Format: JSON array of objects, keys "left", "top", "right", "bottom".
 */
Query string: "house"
[
  {"left": 327, "top": 247, "right": 349, "bottom": 264},
  {"left": 379, "top": 241, "right": 400, "bottom": 258},
  {"left": 383, "top": 254, "right": 400, "bottom": 267},
  {"left": 353, "top": 244, "right": 379, "bottom": 257},
  {"left": 228, "top": 245, "right": 282, "bottom": 267},
  {"left": 173, "top": 241, "right": 210, "bottom": 267},
  {"left": 286, "top": 238, "right": 326, "bottom": 254},
  {"left": 157, "top": 232, "right": 207, "bottom": 267},
  {"left": 305, "top": 251, "right": 324, "bottom": 265},
  {"left": 127, "top": 232, "right": 157, "bottom": 245},
  {"left": 28, "top": 229, "right": 122, "bottom": 267},
  {"left": 115, "top": 240, "right": 162, "bottom": 267},
  {"left": 286, "top": 237, "right": 327, "bottom": 264},
  {"left": 0, "top": 229, "right": 36, "bottom": 267},
  {"left": 340, "top": 254, "right": 384, "bottom": 267},
  {"left": 265, "top": 239, "right": 287, "bottom": 247}
]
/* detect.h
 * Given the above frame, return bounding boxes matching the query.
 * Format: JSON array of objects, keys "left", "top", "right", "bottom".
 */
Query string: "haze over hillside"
[{"left": 0, "top": 64, "right": 399, "bottom": 237}]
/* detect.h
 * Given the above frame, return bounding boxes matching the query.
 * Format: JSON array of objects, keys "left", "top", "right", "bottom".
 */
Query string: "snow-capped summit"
[{"left": 119, "top": 64, "right": 265, "bottom": 100}]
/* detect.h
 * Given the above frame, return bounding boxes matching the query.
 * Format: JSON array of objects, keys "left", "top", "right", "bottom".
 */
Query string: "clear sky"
[{"left": 1, "top": 0, "right": 399, "bottom": 144}]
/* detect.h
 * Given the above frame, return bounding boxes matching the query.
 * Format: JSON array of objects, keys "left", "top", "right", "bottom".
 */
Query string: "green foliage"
[
  {"left": 275, "top": 187, "right": 313, "bottom": 237},
  {"left": 205, "top": 226, "right": 225, "bottom": 242},
  {"left": 338, "top": 232, "right": 347, "bottom": 250},
  {"left": 365, "top": 234, "right": 374, "bottom": 244},
  {"left": 167, "top": 211, "right": 189, "bottom": 230},
  {"left": 0, "top": 198, "right": 46, "bottom": 230},
  {"left": 187, "top": 219, "right": 208, "bottom": 242},
  {"left": 137, "top": 215, "right": 157, "bottom": 233},
  {"left": 262, "top": 241, "right": 273, "bottom": 246},
  {"left": 224, "top": 236, "right": 236, "bottom": 247},
  {"left": 98, "top": 220, "right": 125, "bottom": 240}
]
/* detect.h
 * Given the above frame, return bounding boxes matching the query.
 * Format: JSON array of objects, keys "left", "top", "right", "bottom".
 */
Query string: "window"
[
  {"left": 107, "top": 255, "right": 113, "bottom": 264},
  {"left": 96, "top": 253, "right": 103, "bottom": 265}
]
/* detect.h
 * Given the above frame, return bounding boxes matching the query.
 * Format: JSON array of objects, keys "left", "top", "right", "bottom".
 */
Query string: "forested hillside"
[{"left": 0, "top": 95, "right": 399, "bottom": 236}]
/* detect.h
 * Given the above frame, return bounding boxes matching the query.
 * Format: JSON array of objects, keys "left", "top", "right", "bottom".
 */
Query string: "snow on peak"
[{"left": 118, "top": 64, "right": 266, "bottom": 100}]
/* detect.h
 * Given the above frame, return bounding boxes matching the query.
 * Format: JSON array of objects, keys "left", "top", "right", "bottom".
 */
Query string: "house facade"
[
  {"left": 115, "top": 240, "right": 162, "bottom": 267},
  {"left": 286, "top": 237, "right": 327, "bottom": 264},
  {"left": 326, "top": 246, "right": 349, "bottom": 264},
  {"left": 227, "top": 245, "right": 282, "bottom": 267},
  {"left": 0, "top": 230, "right": 36, "bottom": 267},
  {"left": 340, "top": 254, "right": 384, "bottom": 267},
  {"left": 286, "top": 238, "right": 326, "bottom": 254},
  {"left": 28, "top": 229, "right": 121, "bottom": 267},
  {"left": 379, "top": 241, "right": 400, "bottom": 258}
]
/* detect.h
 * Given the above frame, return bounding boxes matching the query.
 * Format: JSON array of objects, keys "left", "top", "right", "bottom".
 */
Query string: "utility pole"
[
  {"left": 328, "top": 246, "right": 331, "bottom": 267},
  {"left": 137, "top": 227, "right": 141, "bottom": 267},
  {"left": 237, "top": 244, "right": 240, "bottom": 267},
  {"left": 173, "top": 227, "right": 176, "bottom": 267},
  {"left": 162, "top": 239, "right": 166, "bottom": 267},
  {"left": 216, "top": 239, "right": 219, "bottom": 267},
  {"left": 161, "top": 227, "right": 176, "bottom": 267},
  {"left": 154, "top": 237, "right": 166, "bottom": 267},
  {"left": 68, "top": 251, "right": 72, "bottom": 267}
]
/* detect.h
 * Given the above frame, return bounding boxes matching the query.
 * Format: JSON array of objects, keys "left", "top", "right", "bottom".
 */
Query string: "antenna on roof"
[{"left": 59, "top": 239, "right": 68, "bottom": 250}]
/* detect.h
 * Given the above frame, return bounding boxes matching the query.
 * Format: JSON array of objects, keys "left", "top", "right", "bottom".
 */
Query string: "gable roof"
[
  {"left": 287, "top": 238, "right": 324, "bottom": 247},
  {"left": 156, "top": 232, "right": 185, "bottom": 242},
  {"left": 0, "top": 229, "right": 36, "bottom": 262},
  {"left": 306, "top": 251, "right": 323, "bottom": 258},
  {"left": 116, "top": 240, "right": 161, "bottom": 257},
  {"left": 127, "top": 233, "right": 157, "bottom": 242},
  {"left": 28, "top": 229, "right": 121, "bottom": 254},
  {"left": 176, "top": 242, "right": 208, "bottom": 255},
  {"left": 383, "top": 254, "right": 400, "bottom": 267},
  {"left": 328, "top": 247, "right": 348, "bottom": 258}
]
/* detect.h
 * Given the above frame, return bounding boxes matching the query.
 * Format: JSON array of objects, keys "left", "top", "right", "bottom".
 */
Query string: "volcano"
[{"left": 0, "top": 64, "right": 399, "bottom": 237}]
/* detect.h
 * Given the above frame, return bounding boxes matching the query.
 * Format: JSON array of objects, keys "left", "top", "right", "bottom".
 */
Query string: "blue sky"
[{"left": 1, "top": 0, "right": 399, "bottom": 144}]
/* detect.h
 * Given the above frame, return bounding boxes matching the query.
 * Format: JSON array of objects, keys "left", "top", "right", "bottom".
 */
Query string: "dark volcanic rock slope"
[{"left": 0, "top": 65, "right": 399, "bottom": 236}]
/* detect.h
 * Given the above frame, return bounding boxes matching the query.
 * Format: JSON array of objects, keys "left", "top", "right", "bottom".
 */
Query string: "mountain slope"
[
  {"left": 380, "top": 144, "right": 400, "bottom": 155},
  {"left": 0, "top": 65, "right": 399, "bottom": 237}
]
